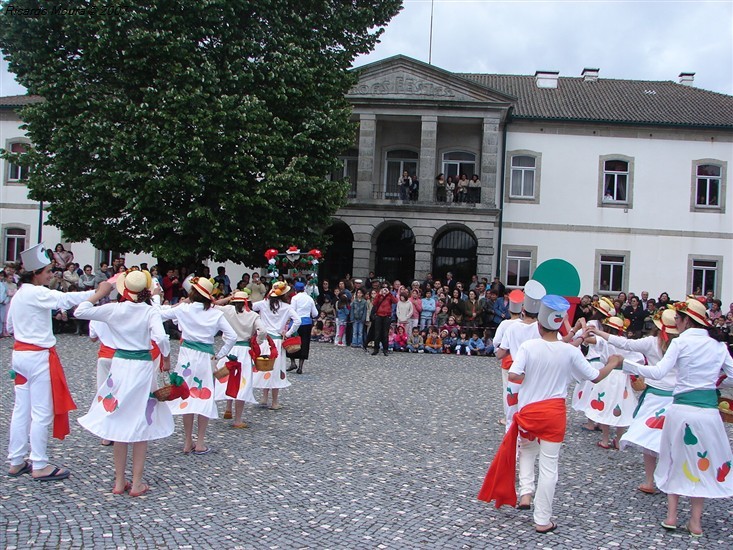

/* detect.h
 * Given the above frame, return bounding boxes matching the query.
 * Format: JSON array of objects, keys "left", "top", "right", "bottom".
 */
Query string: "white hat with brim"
[
  {"left": 230, "top": 291, "right": 249, "bottom": 303},
  {"left": 191, "top": 277, "right": 214, "bottom": 301},
  {"left": 523, "top": 280, "right": 546, "bottom": 314},
  {"left": 677, "top": 299, "right": 712, "bottom": 327},
  {"left": 603, "top": 316, "right": 626, "bottom": 333},
  {"left": 538, "top": 295, "right": 570, "bottom": 330},
  {"left": 20, "top": 243, "right": 51, "bottom": 272},
  {"left": 653, "top": 308, "right": 679, "bottom": 335},
  {"left": 116, "top": 270, "right": 153, "bottom": 301}
]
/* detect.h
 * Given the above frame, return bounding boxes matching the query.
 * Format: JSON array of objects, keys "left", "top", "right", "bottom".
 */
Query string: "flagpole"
[{"left": 428, "top": 0, "right": 434, "bottom": 65}]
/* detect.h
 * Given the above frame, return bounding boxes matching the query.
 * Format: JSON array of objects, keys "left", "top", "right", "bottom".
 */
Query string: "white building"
[{"left": 2, "top": 56, "right": 732, "bottom": 300}]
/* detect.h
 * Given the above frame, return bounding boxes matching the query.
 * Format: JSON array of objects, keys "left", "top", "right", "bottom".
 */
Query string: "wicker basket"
[
  {"left": 719, "top": 396, "right": 733, "bottom": 423},
  {"left": 213, "top": 365, "right": 230, "bottom": 380},
  {"left": 153, "top": 384, "right": 173, "bottom": 402},
  {"left": 255, "top": 356, "right": 275, "bottom": 372},
  {"left": 283, "top": 336, "right": 302, "bottom": 354},
  {"left": 630, "top": 375, "right": 647, "bottom": 392}
]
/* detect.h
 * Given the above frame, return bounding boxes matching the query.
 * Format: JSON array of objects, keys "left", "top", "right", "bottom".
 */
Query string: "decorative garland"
[{"left": 264, "top": 246, "right": 322, "bottom": 284}]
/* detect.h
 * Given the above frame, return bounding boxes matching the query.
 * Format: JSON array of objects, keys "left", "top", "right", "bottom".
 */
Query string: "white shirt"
[
  {"left": 493, "top": 317, "right": 520, "bottom": 348},
  {"left": 7, "top": 284, "right": 94, "bottom": 348},
  {"left": 252, "top": 300, "right": 301, "bottom": 336},
  {"left": 160, "top": 302, "right": 236, "bottom": 359},
  {"left": 608, "top": 334, "right": 677, "bottom": 391},
  {"left": 509, "top": 339, "right": 600, "bottom": 409},
  {"left": 499, "top": 320, "right": 540, "bottom": 355},
  {"left": 89, "top": 318, "right": 115, "bottom": 348},
  {"left": 216, "top": 304, "right": 266, "bottom": 344},
  {"left": 290, "top": 292, "right": 318, "bottom": 321},
  {"left": 76, "top": 301, "right": 171, "bottom": 357},
  {"left": 624, "top": 328, "right": 733, "bottom": 395}
]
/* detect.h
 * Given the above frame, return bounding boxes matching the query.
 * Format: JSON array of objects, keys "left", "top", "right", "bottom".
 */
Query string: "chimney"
[
  {"left": 678, "top": 72, "right": 695, "bottom": 86},
  {"left": 535, "top": 70, "right": 559, "bottom": 89},
  {"left": 582, "top": 67, "right": 599, "bottom": 82}
]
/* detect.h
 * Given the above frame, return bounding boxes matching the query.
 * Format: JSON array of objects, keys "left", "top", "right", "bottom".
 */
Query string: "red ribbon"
[
  {"left": 13, "top": 341, "right": 77, "bottom": 440},
  {"left": 225, "top": 359, "right": 242, "bottom": 398}
]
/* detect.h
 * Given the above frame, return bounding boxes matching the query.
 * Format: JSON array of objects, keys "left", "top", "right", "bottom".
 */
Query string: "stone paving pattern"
[{"left": 1, "top": 334, "right": 732, "bottom": 549}]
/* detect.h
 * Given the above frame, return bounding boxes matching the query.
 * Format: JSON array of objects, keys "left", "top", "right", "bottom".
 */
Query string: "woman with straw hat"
[
  {"left": 213, "top": 291, "right": 267, "bottom": 428},
  {"left": 76, "top": 269, "right": 172, "bottom": 496},
  {"left": 161, "top": 277, "right": 237, "bottom": 455},
  {"left": 623, "top": 298, "right": 733, "bottom": 537},
  {"left": 251, "top": 281, "right": 300, "bottom": 410},
  {"left": 588, "top": 307, "right": 680, "bottom": 494},
  {"left": 581, "top": 315, "right": 642, "bottom": 449}
]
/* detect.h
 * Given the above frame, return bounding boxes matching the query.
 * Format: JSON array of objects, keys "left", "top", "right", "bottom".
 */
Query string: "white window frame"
[
  {"left": 501, "top": 244, "right": 537, "bottom": 288},
  {"left": 690, "top": 159, "right": 727, "bottom": 213},
  {"left": 2, "top": 224, "right": 30, "bottom": 263},
  {"left": 595, "top": 249, "right": 629, "bottom": 295},
  {"left": 441, "top": 151, "right": 476, "bottom": 182},
  {"left": 505, "top": 150, "right": 541, "bottom": 204},
  {"left": 384, "top": 149, "right": 418, "bottom": 199},
  {"left": 598, "top": 155, "right": 634, "bottom": 209},
  {"left": 688, "top": 255, "right": 722, "bottom": 298},
  {"left": 3, "top": 138, "right": 32, "bottom": 186}
]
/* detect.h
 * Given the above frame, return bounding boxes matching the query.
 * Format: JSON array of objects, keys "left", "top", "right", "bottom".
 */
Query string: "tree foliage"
[{"left": 0, "top": 0, "right": 402, "bottom": 264}]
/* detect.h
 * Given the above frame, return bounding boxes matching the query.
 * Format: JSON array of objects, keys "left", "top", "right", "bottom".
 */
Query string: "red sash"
[
  {"left": 225, "top": 359, "right": 242, "bottom": 399},
  {"left": 98, "top": 344, "right": 116, "bottom": 359},
  {"left": 478, "top": 398, "right": 566, "bottom": 508},
  {"left": 13, "top": 341, "right": 77, "bottom": 440}
]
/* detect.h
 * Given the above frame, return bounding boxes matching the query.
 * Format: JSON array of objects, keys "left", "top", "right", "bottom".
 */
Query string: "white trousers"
[
  {"left": 7, "top": 350, "right": 54, "bottom": 469},
  {"left": 501, "top": 368, "right": 509, "bottom": 416},
  {"left": 518, "top": 436, "right": 563, "bottom": 525}
]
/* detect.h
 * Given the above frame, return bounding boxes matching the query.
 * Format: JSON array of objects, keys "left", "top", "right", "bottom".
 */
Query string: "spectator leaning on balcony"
[
  {"left": 398, "top": 170, "right": 412, "bottom": 201},
  {"left": 435, "top": 173, "right": 446, "bottom": 202}
]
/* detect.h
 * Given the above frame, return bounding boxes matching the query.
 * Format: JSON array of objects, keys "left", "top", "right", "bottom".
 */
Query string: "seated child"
[
  {"left": 454, "top": 330, "right": 471, "bottom": 355},
  {"left": 441, "top": 329, "right": 456, "bottom": 354},
  {"left": 392, "top": 325, "right": 408, "bottom": 352},
  {"left": 320, "top": 320, "right": 335, "bottom": 343},
  {"left": 406, "top": 327, "right": 424, "bottom": 353},
  {"left": 424, "top": 327, "right": 442, "bottom": 354},
  {"left": 467, "top": 331, "right": 486, "bottom": 356},
  {"left": 311, "top": 320, "right": 324, "bottom": 339},
  {"left": 387, "top": 325, "right": 396, "bottom": 350},
  {"left": 482, "top": 328, "right": 495, "bottom": 356}
]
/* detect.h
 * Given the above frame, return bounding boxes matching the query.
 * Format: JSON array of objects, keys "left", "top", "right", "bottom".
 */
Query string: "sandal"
[
  {"left": 685, "top": 523, "right": 703, "bottom": 537},
  {"left": 231, "top": 422, "right": 249, "bottom": 429},
  {"left": 597, "top": 441, "right": 612, "bottom": 450},
  {"left": 129, "top": 484, "right": 150, "bottom": 497},
  {"left": 660, "top": 521, "right": 677, "bottom": 531},
  {"left": 8, "top": 460, "right": 32, "bottom": 477},
  {"left": 536, "top": 522, "right": 557, "bottom": 534},
  {"left": 112, "top": 482, "right": 132, "bottom": 495},
  {"left": 638, "top": 485, "right": 657, "bottom": 495},
  {"left": 33, "top": 466, "right": 70, "bottom": 481}
]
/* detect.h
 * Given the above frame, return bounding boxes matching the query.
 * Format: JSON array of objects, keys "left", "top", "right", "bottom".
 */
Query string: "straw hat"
[
  {"left": 116, "top": 269, "right": 153, "bottom": 301},
  {"left": 230, "top": 291, "right": 249, "bottom": 303},
  {"left": 190, "top": 277, "right": 214, "bottom": 301},
  {"left": 593, "top": 296, "right": 616, "bottom": 318},
  {"left": 603, "top": 316, "right": 627, "bottom": 333},
  {"left": 270, "top": 281, "right": 291, "bottom": 297},
  {"left": 653, "top": 308, "right": 679, "bottom": 335},
  {"left": 675, "top": 298, "right": 712, "bottom": 327}
]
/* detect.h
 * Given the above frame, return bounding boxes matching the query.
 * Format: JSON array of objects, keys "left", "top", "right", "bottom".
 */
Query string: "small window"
[
  {"left": 3, "top": 227, "right": 27, "bottom": 263},
  {"left": 598, "top": 254, "right": 626, "bottom": 293},
  {"left": 693, "top": 163, "right": 725, "bottom": 211},
  {"left": 691, "top": 259, "right": 718, "bottom": 295},
  {"left": 510, "top": 156, "right": 536, "bottom": 198},
  {"left": 602, "top": 160, "right": 628, "bottom": 203},
  {"left": 6, "top": 142, "right": 30, "bottom": 183},
  {"left": 506, "top": 249, "right": 532, "bottom": 287},
  {"left": 442, "top": 151, "right": 476, "bottom": 181}
]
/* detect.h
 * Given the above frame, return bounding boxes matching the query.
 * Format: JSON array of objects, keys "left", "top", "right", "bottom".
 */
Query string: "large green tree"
[{"left": 0, "top": 0, "right": 401, "bottom": 265}]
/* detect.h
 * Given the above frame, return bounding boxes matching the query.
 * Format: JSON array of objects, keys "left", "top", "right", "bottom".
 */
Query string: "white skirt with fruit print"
[
  {"left": 583, "top": 369, "right": 638, "bottom": 428},
  {"left": 167, "top": 346, "right": 218, "bottom": 419},
  {"left": 618, "top": 387, "right": 673, "bottom": 455},
  {"left": 78, "top": 357, "right": 174, "bottom": 443},
  {"left": 655, "top": 403, "right": 733, "bottom": 498}
]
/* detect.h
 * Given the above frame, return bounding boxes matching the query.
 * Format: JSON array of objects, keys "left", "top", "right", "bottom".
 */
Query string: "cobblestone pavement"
[{"left": 1, "top": 334, "right": 732, "bottom": 549}]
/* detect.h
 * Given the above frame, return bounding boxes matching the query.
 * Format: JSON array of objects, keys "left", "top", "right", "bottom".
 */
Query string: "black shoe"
[
  {"left": 286, "top": 365, "right": 297, "bottom": 372},
  {"left": 296, "top": 368, "right": 303, "bottom": 374},
  {"left": 371, "top": 350, "right": 379, "bottom": 356},
  {"left": 383, "top": 351, "right": 389, "bottom": 357}
]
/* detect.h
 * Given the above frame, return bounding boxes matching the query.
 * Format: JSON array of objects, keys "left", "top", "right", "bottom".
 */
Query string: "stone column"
[
  {"left": 357, "top": 114, "right": 377, "bottom": 200},
  {"left": 351, "top": 224, "right": 373, "bottom": 278},
  {"left": 418, "top": 115, "right": 438, "bottom": 203},
  {"left": 480, "top": 116, "right": 500, "bottom": 207}
]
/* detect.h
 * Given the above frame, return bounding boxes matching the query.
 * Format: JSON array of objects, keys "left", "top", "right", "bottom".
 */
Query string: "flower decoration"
[{"left": 264, "top": 248, "right": 279, "bottom": 261}]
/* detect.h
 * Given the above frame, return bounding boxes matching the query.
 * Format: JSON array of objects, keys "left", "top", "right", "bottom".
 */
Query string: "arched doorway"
[
  {"left": 375, "top": 224, "right": 415, "bottom": 283},
  {"left": 432, "top": 227, "right": 477, "bottom": 284},
  {"left": 319, "top": 221, "right": 354, "bottom": 286}
]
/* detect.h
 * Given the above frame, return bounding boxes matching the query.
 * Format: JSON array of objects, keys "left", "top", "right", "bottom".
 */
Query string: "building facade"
[{"left": 2, "top": 56, "right": 732, "bottom": 299}]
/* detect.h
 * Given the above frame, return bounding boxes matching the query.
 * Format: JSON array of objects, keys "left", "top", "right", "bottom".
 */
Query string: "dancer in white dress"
[
  {"left": 588, "top": 308, "right": 679, "bottom": 494},
  {"left": 252, "top": 281, "right": 300, "bottom": 410},
  {"left": 582, "top": 316, "right": 642, "bottom": 449},
  {"left": 213, "top": 291, "right": 267, "bottom": 428},
  {"left": 76, "top": 270, "right": 172, "bottom": 496},
  {"left": 623, "top": 298, "right": 733, "bottom": 537},
  {"left": 161, "top": 277, "right": 236, "bottom": 454},
  {"left": 89, "top": 318, "right": 117, "bottom": 446}
]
